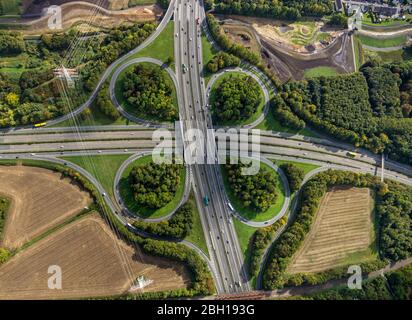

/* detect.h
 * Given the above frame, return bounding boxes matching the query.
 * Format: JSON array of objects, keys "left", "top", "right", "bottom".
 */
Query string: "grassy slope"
[
  {"left": 119, "top": 155, "right": 186, "bottom": 219},
  {"left": 61, "top": 154, "right": 130, "bottom": 200},
  {"left": 221, "top": 162, "right": 285, "bottom": 223},
  {"left": 304, "top": 66, "right": 339, "bottom": 78},
  {"left": 272, "top": 159, "right": 320, "bottom": 176},
  {"left": 127, "top": 21, "right": 175, "bottom": 63},
  {"left": 201, "top": 32, "right": 218, "bottom": 85},
  {"left": 184, "top": 193, "right": 209, "bottom": 257},
  {"left": 359, "top": 34, "right": 407, "bottom": 48}
]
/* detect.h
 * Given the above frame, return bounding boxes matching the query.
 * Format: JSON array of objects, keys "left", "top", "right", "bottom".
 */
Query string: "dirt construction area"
[
  {"left": 2, "top": 2, "right": 162, "bottom": 35},
  {"left": 287, "top": 187, "right": 375, "bottom": 274},
  {"left": 0, "top": 214, "right": 190, "bottom": 299},
  {"left": 0, "top": 165, "right": 92, "bottom": 250}
]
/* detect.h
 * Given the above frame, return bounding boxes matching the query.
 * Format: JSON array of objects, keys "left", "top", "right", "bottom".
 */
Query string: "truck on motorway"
[
  {"left": 34, "top": 122, "right": 47, "bottom": 128},
  {"left": 227, "top": 202, "right": 234, "bottom": 212},
  {"left": 347, "top": 151, "right": 359, "bottom": 158},
  {"left": 204, "top": 196, "right": 209, "bottom": 206}
]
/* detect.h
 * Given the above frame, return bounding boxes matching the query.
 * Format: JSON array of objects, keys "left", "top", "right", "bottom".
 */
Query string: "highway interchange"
[{"left": 0, "top": 0, "right": 412, "bottom": 296}]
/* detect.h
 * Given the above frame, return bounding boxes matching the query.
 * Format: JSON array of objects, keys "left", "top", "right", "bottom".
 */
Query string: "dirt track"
[
  {"left": 0, "top": 165, "right": 92, "bottom": 250},
  {"left": 287, "top": 187, "right": 374, "bottom": 274},
  {"left": 0, "top": 214, "right": 190, "bottom": 299}
]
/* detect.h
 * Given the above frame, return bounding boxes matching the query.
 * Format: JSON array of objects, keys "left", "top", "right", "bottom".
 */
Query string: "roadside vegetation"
[{"left": 0, "top": 196, "right": 10, "bottom": 264}]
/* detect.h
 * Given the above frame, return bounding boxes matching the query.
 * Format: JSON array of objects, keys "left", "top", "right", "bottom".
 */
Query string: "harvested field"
[
  {"left": 288, "top": 187, "right": 376, "bottom": 274},
  {"left": 0, "top": 165, "right": 92, "bottom": 250},
  {"left": 0, "top": 215, "right": 190, "bottom": 299}
]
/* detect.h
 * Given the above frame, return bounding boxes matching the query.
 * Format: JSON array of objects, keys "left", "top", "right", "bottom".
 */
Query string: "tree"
[
  {"left": 280, "top": 163, "right": 304, "bottom": 193},
  {"left": 0, "top": 248, "right": 10, "bottom": 264}
]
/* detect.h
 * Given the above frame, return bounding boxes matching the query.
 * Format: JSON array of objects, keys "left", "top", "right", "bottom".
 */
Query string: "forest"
[
  {"left": 129, "top": 162, "right": 182, "bottom": 209},
  {"left": 0, "top": 23, "right": 156, "bottom": 127},
  {"left": 208, "top": 0, "right": 334, "bottom": 20},
  {"left": 280, "top": 163, "right": 304, "bottom": 193},
  {"left": 277, "top": 63, "right": 412, "bottom": 165},
  {"left": 225, "top": 163, "right": 278, "bottom": 212},
  {"left": 212, "top": 74, "right": 261, "bottom": 123},
  {"left": 122, "top": 63, "right": 178, "bottom": 122}
]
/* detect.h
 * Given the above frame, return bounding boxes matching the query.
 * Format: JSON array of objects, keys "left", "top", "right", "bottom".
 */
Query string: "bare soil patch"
[
  {"left": 5, "top": 2, "right": 162, "bottom": 35},
  {"left": 0, "top": 165, "right": 92, "bottom": 250},
  {"left": 0, "top": 214, "right": 190, "bottom": 299},
  {"left": 288, "top": 186, "right": 375, "bottom": 274}
]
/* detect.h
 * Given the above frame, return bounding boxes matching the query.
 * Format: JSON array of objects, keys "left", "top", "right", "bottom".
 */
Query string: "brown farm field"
[
  {"left": 0, "top": 214, "right": 190, "bottom": 299},
  {"left": 0, "top": 165, "right": 92, "bottom": 250},
  {"left": 287, "top": 187, "right": 376, "bottom": 274}
]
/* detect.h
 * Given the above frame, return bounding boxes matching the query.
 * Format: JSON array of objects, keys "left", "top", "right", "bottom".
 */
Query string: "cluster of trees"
[
  {"left": 0, "top": 31, "right": 25, "bottom": 54},
  {"left": 133, "top": 202, "right": 194, "bottom": 239},
  {"left": 225, "top": 163, "right": 278, "bottom": 212},
  {"left": 280, "top": 163, "right": 304, "bottom": 193},
  {"left": 95, "top": 84, "right": 120, "bottom": 120},
  {"left": 206, "top": 51, "right": 240, "bottom": 73},
  {"left": 327, "top": 12, "right": 348, "bottom": 28},
  {"left": 129, "top": 162, "right": 182, "bottom": 209},
  {"left": 387, "top": 265, "right": 412, "bottom": 300},
  {"left": 305, "top": 277, "right": 392, "bottom": 300},
  {"left": 249, "top": 217, "right": 287, "bottom": 279},
  {"left": 210, "top": 0, "right": 333, "bottom": 21},
  {"left": 122, "top": 63, "right": 178, "bottom": 121},
  {"left": 377, "top": 182, "right": 412, "bottom": 261},
  {"left": 277, "top": 65, "right": 412, "bottom": 165},
  {"left": 213, "top": 75, "right": 261, "bottom": 123}
]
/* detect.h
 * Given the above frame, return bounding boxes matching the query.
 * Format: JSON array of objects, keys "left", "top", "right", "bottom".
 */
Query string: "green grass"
[
  {"left": 304, "top": 66, "right": 339, "bottom": 78},
  {"left": 256, "top": 107, "right": 319, "bottom": 138},
  {"left": 221, "top": 162, "right": 285, "bottom": 223},
  {"left": 114, "top": 61, "right": 178, "bottom": 123},
  {"left": 184, "top": 192, "right": 209, "bottom": 257},
  {"left": 61, "top": 154, "right": 131, "bottom": 200},
  {"left": 362, "top": 16, "right": 409, "bottom": 28},
  {"left": 272, "top": 159, "right": 320, "bottom": 176},
  {"left": 127, "top": 21, "right": 174, "bottom": 64},
  {"left": 54, "top": 103, "right": 129, "bottom": 127},
  {"left": 0, "top": 0, "right": 21, "bottom": 16},
  {"left": 201, "top": 32, "right": 218, "bottom": 85},
  {"left": 128, "top": 0, "right": 157, "bottom": 5},
  {"left": 353, "top": 36, "right": 363, "bottom": 71},
  {"left": 119, "top": 155, "right": 186, "bottom": 219},
  {"left": 233, "top": 218, "right": 259, "bottom": 285},
  {"left": 359, "top": 34, "right": 407, "bottom": 48},
  {"left": 210, "top": 72, "right": 265, "bottom": 127}
]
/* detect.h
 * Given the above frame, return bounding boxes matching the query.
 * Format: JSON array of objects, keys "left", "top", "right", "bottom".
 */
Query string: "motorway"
[
  {"left": 174, "top": 0, "right": 249, "bottom": 294},
  {"left": 1, "top": 0, "right": 412, "bottom": 297}
]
